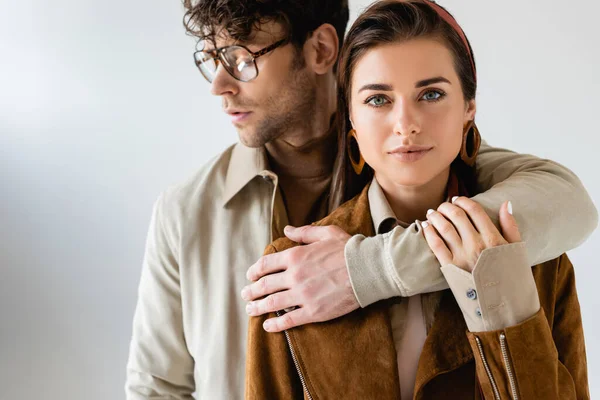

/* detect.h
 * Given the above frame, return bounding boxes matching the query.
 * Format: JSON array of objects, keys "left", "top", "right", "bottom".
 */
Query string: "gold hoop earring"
[
  {"left": 460, "top": 121, "right": 481, "bottom": 167},
  {"left": 347, "top": 129, "right": 365, "bottom": 175}
]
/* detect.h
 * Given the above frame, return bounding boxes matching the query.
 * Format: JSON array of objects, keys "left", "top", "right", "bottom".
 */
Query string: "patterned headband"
[{"left": 421, "top": 0, "right": 477, "bottom": 83}]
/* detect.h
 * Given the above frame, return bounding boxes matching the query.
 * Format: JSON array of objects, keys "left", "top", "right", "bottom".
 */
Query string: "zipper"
[
  {"left": 276, "top": 310, "right": 313, "bottom": 400},
  {"left": 500, "top": 332, "right": 519, "bottom": 400},
  {"left": 474, "top": 336, "right": 501, "bottom": 400}
]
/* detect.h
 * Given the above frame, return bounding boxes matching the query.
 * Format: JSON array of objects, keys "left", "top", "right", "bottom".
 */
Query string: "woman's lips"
[{"left": 388, "top": 148, "right": 432, "bottom": 162}]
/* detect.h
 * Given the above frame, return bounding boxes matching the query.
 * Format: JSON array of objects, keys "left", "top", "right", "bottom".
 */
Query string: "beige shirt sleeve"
[
  {"left": 440, "top": 242, "right": 540, "bottom": 332},
  {"left": 346, "top": 141, "right": 598, "bottom": 307},
  {"left": 125, "top": 193, "right": 196, "bottom": 399}
]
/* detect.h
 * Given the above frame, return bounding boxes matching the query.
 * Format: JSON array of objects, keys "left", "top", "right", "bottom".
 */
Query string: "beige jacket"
[{"left": 125, "top": 142, "right": 597, "bottom": 399}]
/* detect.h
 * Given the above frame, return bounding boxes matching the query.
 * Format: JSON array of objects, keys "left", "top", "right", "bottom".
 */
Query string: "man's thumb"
[
  {"left": 284, "top": 225, "right": 322, "bottom": 244},
  {"left": 499, "top": 201, "right": 521, "bottom": 243}
]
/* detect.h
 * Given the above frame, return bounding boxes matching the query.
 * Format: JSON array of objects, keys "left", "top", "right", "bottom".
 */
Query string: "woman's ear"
[
  {"left": 303, "top": 23, "right": 339, "bottom": 75},
  {"left": 464, "top": 99, "right": 476, "bottom": 122}
]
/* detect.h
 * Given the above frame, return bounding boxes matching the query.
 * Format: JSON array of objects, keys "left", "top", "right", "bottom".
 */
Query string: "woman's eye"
[
  {"left": 366, "top": 95, "right": 388, "bottom": 107},
  {"left": 421, "top": 90, "right": 445, "bottom": 102}
]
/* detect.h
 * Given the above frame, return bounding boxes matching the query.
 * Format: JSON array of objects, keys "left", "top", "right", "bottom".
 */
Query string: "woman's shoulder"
[
  {"left": 531, "top": 253, "right": 577, "bottom": 323},
  {"left": 269, "top": 184, "right": 373, "bottom": 253},
  {"left": 531, "top": 253, "right": 574, "bottom": 287}
]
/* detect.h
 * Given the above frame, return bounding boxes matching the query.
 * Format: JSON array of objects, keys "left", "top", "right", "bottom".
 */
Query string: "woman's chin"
[{"left": 379, "top": 170, "right": 433, "bottom": 188}]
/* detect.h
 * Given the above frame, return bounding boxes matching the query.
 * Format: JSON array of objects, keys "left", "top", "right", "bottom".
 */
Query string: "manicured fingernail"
[
  {"left": 507, "top": 201, "right": 513, "bottom": 215},
  {"left": 246, "top": 302, "right": 254, "bottom": 315},
  {"left": 451, "top": 196, "right": 459, "bottom": 203},
  {"left": 426, "top": 209, "right": 435, "bottom": 216},
  {"left": 263, "top": 320, "right": 272, "bottom": 331},
  {"left": 284, "top": 225, "right": 292, "bottom": 234},
  {"left": 241, "top": 287, "right": 250, "bottom": 301},
  {"left": 421, "top": 221, "right": 429, "bottom": 229}
]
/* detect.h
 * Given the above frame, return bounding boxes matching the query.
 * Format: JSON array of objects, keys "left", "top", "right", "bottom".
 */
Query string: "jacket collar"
[
  {"left": 368, "top": 170, "right": 462, "bottom": 235},
  {"left": 222, "top": 143, "right": 271, "bottom": 207},
  {"left": 368, "top": 178, "right": 399, "bottom": 234}
]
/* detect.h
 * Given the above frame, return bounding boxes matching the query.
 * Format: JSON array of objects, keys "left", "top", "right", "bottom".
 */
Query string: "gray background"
[{"left": 1, "top": 0, "right": 598, "bottom": 398}]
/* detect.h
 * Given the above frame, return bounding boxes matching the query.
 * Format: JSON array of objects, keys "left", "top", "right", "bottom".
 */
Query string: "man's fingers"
[
  {"left": 241, "top": 272, "right": 288, "bottom": 301},
  {"left": 246, "top": 291, "right": 297, "bottom": 317},
  {"left": 247, "top": 251, "right": 287, "bottom": 281},
  {"left": 262, "top": 308, "right": 309, "bottom": 332},
  {"left": 499, "top": 201, "right": 521, "bottom": 243},
  {"left": 284, "top": 225, "right": 345, "bottom": 244}
]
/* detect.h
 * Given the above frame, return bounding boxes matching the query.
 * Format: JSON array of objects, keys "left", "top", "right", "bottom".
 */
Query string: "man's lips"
[{"left": 225, "top": 110, "right": 252, "bottom": 123}]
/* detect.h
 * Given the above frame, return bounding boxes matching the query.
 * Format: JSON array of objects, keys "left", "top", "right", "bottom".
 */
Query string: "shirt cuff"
[
  {"left": 440, "top": 242, "right": 540, "bottom": 332},
  {"left": 345, "top": 233, "right": 400, "bottom": 308}
]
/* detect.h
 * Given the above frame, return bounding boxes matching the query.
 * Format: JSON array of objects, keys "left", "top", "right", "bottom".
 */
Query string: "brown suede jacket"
[{"left": 245, "top": 184, "right": 589, "bottom": 400}]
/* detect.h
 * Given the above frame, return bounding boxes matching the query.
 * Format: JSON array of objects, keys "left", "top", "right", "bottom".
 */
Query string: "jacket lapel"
[{"left": 414, "top": 290, "right": 474, "bottom": 397}]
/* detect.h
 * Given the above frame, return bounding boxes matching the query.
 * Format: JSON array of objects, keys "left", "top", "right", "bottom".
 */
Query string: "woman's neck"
[{"left": 376, "top": 167, "right": 451, "bottom": 223}]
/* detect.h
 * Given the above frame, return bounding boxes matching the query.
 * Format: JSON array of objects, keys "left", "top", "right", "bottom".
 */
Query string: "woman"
[{"left": 245, "top": 1, "right": 589, "bottom": 399}]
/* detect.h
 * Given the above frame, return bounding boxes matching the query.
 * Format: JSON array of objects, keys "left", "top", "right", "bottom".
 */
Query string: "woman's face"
[{"left": 349, "top": 37, "right": 476, "bottom": 189}]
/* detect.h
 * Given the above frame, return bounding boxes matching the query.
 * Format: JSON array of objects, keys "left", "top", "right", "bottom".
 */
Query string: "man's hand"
[{"left": 241, "top": 225, "right": 359, "bottom": 332}]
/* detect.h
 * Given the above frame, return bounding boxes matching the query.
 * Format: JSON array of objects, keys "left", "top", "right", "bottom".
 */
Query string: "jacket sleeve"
[
  {"left": 125, "top": 193, "right": 195, "bottom": 399},
  {"left": 441, "top": 242, "right": 540, "bottom": 333},
  {"left": 345, "top": 141, "right": 598, "bottom": 307},
  {"left": 466, "top": 254, "right": 589, "bottom": 400},
  {"left": 245, "top": 244, "right": 306, "bottom": 400}
]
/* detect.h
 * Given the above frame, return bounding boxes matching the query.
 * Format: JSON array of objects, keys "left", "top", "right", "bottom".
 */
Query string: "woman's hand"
[{"left": 422, "top": 197, "right": 521, "bottom": 272}]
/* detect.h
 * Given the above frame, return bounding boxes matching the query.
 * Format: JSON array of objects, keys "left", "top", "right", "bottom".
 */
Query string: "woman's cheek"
[{"left": 357, "top": 131, "right": 385, "bottom": 169}]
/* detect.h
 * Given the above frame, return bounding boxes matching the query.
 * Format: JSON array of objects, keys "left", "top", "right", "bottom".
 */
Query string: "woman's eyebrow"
[
  {"left": 415, "top": 76, "right": 451, "bottom": 87},
  {"left": 357, "top": 77, "right": 451, "bottom": 93},
  {"left": 358, "top": 83, "right": 393, "bottom": 93}
]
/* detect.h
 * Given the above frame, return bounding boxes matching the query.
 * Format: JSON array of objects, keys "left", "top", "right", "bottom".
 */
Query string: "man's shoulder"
[{"left": 270, "top": 185, "right": 374, "bottom": 254}]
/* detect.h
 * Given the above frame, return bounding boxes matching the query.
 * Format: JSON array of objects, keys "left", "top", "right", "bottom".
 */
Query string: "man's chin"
[{"left": 237, "top": 128, "right": 268, "bottom": 148}]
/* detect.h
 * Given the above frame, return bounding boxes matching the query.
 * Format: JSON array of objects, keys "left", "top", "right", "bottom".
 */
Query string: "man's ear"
[{"left": 302, "top": 23, "right": 339, "bottom": 75}]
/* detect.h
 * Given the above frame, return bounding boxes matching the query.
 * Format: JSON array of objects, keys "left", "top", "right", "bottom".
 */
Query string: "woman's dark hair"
[
  {"left": 183, "top": 0, "right": 349, "bottom": 53},
  {"left": 329, "top": 0, "right": 479, "bottom": 208}
]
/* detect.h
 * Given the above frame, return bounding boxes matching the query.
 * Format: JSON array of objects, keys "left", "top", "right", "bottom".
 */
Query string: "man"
[{"left": 125, "top": 1, "right": 597, "bottom": 398}]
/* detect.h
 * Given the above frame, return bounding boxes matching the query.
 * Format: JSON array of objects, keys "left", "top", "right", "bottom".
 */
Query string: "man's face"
[{"left": 207, "top": 22, "right": 318, "bottom": 148}]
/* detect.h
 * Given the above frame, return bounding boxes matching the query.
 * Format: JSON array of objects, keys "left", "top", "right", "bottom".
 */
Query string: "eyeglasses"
[{"left": 193, "top": 39, "right": 288, "bottom": 83}]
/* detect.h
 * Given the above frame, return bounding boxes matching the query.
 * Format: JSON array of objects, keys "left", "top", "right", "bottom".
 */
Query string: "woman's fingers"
[
  {"left": 451, "top": 197, "right": 507, "bottom": 248},
  {"left": 421, "top": 219, "right": 453, "bottom": 266},
  {"left": 436, "top": 201, "right": 479, "bottom": 243},
  {"left": 499, "top": 200, "right": 521, "bottom": 243},
  {"left": 425, "top": 208, "right": 462, "bottom": 254}
]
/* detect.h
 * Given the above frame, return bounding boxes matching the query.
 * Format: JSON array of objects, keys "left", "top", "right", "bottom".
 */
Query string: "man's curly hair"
[{"left": 182, "top": 0, "right": 349, "bottom": 50}]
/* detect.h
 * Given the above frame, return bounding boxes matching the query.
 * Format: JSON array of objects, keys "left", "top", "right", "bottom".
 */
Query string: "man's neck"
[{"left": 264, "top": 114, "right": 337, "bottom": 179}]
